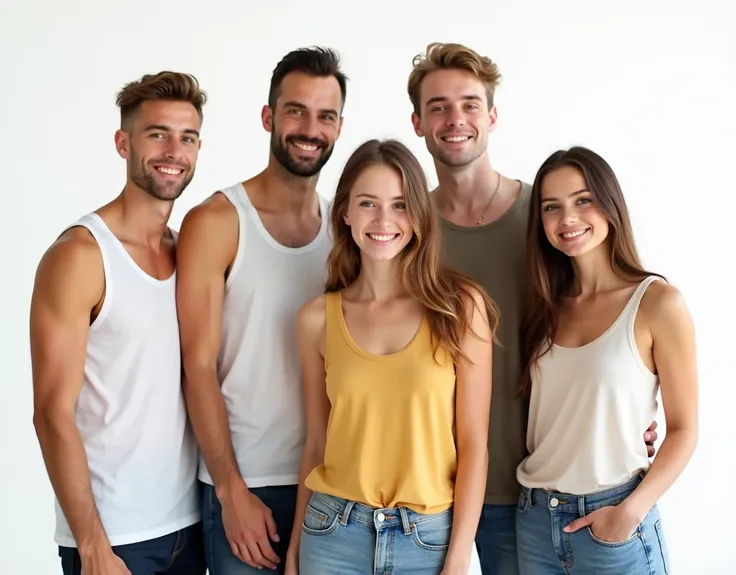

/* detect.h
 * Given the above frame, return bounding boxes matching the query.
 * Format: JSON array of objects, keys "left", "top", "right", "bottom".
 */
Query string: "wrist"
[
  {"left": 620, "top": 495, "right": 649, "bottom": 523},
  {"left": 215, "top": 471, "right": 247, "bottom": 502},
  {"left": 77, "top": 531, "right": 111, "bottom": 559}
]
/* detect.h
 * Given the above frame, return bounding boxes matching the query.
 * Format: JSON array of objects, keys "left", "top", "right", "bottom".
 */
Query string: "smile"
[
  {"left": 155, "top": 166, "right": 183, "bottom": 176},
  {"left": 560, "top": 228, "right": 590, "bottom": 240},
  {"left": 441, "top": 136, "right": 471, "bottom": 143},
  {"left": 367, "top": 233, "right": 400, "bottom": 243},
  {"left": 291, "top": 142, "right": 320, "bottom": 152}
]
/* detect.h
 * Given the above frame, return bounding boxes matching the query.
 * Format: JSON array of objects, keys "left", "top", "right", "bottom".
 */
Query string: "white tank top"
[
  {"left": 197, "top": 183, "right": 332, "bottom": 488},
  {"left": 54, "top": 213, "right": 200, "bottom": 548},
  {"left": 516, "top": 276, "right": 662, "bottom": 495}
]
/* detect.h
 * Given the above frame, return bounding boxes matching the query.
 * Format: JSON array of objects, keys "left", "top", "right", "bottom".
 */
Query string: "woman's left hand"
[
  {"left": 563, "top": 504, "right": 642, "bottom": 543},
  {"left": 440, "top": 554, "right": 470, "bottom": 575}
]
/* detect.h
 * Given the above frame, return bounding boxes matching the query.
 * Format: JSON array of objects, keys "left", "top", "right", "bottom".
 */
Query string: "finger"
[
  {"left": 249, "top": 540, "right": 279, "bottom": 570},
  {"left": 648, "top": 420, "right": 658, "bottom": 432},
  {"left": 237, "top": 542, "right": 259, "bottom": 569},
  {"left": 266, "top": 510, "right": 280, "bottom": 543},
  {"left": 647, "top": 445, "right": 655, "bottom": 457},
  {"left": 564, "top": 514, "right": 593, "bottom": 533}
]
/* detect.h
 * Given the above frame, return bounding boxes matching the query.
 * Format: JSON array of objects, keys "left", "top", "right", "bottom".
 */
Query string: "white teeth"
[
  {"left": 293, "top": 143, "right": 318, "bottom": 151},
  {"left": 368, "top": 233, "right": 397, "bottom": 242},
  {"left": 156, "top": 167, "right": 182, "bottom": 175},
  {"left": 443, "top": 136, "right": 469, "bottom": 142},
  {"left": 562, "top": 229, "right": 588, "bottom": 239}
]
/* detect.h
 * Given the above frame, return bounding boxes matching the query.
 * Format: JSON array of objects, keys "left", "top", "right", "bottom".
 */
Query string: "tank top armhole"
[
  {"left": 62, "top": 217, "right": 113, "bottom": 333},
  {"left": 626, "top": 275, "right": 666, "bottom": 376},
  {"left": 216, "top": 185, "right": 248, "bottom": 291},
  {"left": 323, "top": 292, "right": 341, "bottom": 367}
]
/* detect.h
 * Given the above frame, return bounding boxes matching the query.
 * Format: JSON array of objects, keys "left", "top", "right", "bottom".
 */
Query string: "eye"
[
  {"left": 394, "top": 202, "right": 406, "bottom": 210},
  {"left": 542, "top": 204, "right": 559, "bottom": 212},
  {"left": 577, "top": 197, "right": 593, "bottom": 205},
  {"left": 359, "top": 200, "right": 375, "bottom": 208}
]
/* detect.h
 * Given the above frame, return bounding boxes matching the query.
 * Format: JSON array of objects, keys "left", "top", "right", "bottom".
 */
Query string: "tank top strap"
[
  {"left": 323, "top": 291, "right": 343, "bottom": 360},
  {"left": 623, "top": 275, "right": 665, "bottom": 331}
]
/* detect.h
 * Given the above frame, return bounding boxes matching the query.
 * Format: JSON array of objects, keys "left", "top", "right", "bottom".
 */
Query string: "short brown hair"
[
  {"left": 407, "top": 43, "right": 502, "bottom": 116},
  {"left": 115, "top": 71, "right": 208, "bottom": 129}
]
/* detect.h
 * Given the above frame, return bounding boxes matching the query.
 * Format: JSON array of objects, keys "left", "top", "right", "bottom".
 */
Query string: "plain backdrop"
[{"left": 1, "top": 0, "right": 733, "bottom": 572}]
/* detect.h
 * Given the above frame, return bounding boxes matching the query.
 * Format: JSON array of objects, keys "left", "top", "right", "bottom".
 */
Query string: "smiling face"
[
  {"left": 540, "top": 165, "right": 610, "bottom": 258},
  {"left": 411, "top": 68, "right": 496, "bottom": 168},
  {"left": 343, "top": 163, "right": 414, "bottom": 262},
  {"left": 116, "top": 99, "right": 202, "bottom": 201},
  {"left": 264, "top": 71, "right": 343, "bottom": 178}
]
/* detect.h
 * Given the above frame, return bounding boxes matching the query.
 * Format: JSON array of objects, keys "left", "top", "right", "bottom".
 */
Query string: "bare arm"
[
  {"left": 622, "top": 283, "right": 699, "bottom": 521},
  {"left": 444, "top": 288, "right": 493, "bottom": 573},
  {"left": 176, "top": 194, "right": 280, "bottom": 569},
  {"left": 286, "top": 297, "right": 329, "bottom": 570},
  {"left": 30, "top": 230, "right": 129, "bottom": 573}
]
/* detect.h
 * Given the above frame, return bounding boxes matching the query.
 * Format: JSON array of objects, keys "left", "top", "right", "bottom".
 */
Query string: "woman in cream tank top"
[
  {"left": 283, "top": 139, "right": 498, "bottom": 575},
  {"left": 515, "top": 146, "right": 699, "bottom": 574}
]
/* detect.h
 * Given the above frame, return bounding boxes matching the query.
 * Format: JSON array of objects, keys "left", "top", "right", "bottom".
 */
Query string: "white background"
[{"left": 1, "top": 0, "right": 733, "bottom": 572}]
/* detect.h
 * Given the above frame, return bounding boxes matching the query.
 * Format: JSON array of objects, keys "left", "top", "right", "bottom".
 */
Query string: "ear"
[
  {"left": 261, "top": 105, "right": 273, "bottom": 133},
  {"left": 343, "top": 210, "right": 350, "bottom": 226},
  {"left": 114, "top": 129, "right": 130, "bottom": 160},
  {"left": 411, "top": 112, "right": 424, "bottom": 137},
  {"left": 487, "top": 105, "right": 498, "bottom": 133}
]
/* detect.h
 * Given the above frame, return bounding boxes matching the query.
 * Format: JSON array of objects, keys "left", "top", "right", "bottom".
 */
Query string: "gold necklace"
[{"left": 477, "top": 172, "right": 501, "bottom": 226}]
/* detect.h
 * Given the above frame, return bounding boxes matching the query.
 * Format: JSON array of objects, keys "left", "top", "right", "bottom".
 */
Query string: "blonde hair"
[
  {"left": 407, "top": 42, "right": 502, "bottom": 116},
  {"left": 115, "top": 71, "right": 207, "bottom": 129}
]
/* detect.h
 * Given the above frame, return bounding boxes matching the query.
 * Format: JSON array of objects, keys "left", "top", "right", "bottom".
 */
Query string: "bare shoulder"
[
  {"left": 34, "top": 227, "right": 103, "bottom": 297},
  {"left": 177, "top": 191, "right": 239, "bottom": 266},
  {"left": 298, "top": 294, "right": 328, "bottom": 332},
  {"left": 641, "top": 279, "right": 693, "bottom": 332}
]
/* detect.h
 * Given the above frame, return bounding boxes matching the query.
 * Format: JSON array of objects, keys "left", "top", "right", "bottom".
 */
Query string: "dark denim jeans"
[
  {"left": 58, "top": 522, "right": 205, "bottom": 575},
  {"left": 202, "top": 482, "right": 297, "bottom": 574},
  {"left": 475, "top": 504, "right": 520, "bottom": 575}
]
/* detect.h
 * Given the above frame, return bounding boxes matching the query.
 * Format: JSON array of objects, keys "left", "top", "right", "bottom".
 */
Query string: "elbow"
[
  {"left": 32, "top": 404, "right": 73, "bottom": 442},
  {"left": 456, "top": 436, "right": 489, "bottom": 467}
]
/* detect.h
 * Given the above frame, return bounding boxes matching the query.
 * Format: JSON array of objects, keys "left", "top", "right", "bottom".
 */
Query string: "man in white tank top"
[
  {"left": 29, "top": 72, "right": 208, "bottom": 575},
  {"left": 175, "top": 48, "right": 346, "bottom": 574}
]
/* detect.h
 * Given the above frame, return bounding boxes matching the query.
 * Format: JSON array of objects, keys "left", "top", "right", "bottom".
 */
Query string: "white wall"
[{"left": 1, "top": 0, "right": 733, "bottom": 572}]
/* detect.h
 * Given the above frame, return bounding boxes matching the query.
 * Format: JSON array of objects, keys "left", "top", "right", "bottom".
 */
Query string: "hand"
[
  {"left": 220, "top": 479, "right": 281, "bottom": 570},
  {"left": 80, "top": 546, "right": 131, "bottom": 575},
  {"left": 284, "top": 549, "right": 299, "bottom": 575},
  {"left": 564, "top": 504, "right": 641, "bottom": 543},
  {"left": 644, "top": 420, "right": 658, "bottom": 457},
  {"left": 440, "top": 552, "right": 470, "bottom": 575}
]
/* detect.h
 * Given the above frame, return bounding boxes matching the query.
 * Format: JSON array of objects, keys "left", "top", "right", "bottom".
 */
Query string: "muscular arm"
[
  {"left": 445, "top": 288, "right": 494, "bottom": 571},
  {"left": 286, "top": 297, "right": 329, "bottom": 564},
  {"left": 622, "top": 283, "right": 699, "bottom": 521},
  {"left": 176, "top": 195, "right": 240, "bottom": 492},
  {"left": 30, "top": 229, "right": 110, "bottom": 556}
]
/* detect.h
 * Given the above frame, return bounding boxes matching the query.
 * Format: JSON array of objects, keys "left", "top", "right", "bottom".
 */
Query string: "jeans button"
[
  {"left": 377, "top": 512, "right": 386, "bottom": 522},
  {"left": 550, "top": 498, "right": 559, "bottom": 508}
]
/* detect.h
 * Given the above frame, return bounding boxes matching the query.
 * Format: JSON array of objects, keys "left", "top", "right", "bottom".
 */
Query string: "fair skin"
[
  {"left": 538, "top": 165, "right": 699, "bottom": 543},
  {"left": 176, "top": 71, "right": 343, "bottom": 571},
  {"left": 284, "top": 164, "right": 492, "bottom": 575},
  {"left": 29, "top": 99, "right": 202, "bottom": 575},
  {"left": 411, "top": 66, "right": 660, "bottom": 452}
]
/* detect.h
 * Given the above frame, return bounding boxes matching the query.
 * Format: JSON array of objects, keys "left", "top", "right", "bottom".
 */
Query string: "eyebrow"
[
  {"left": 282, "top": 101, "right": 339, "bottom": 117},
  {"left": 541, "top": 188, "right": 590, "bottom": 203},
  {"left": 143, "top": 124, "right": 200, "bottom": 137},
  {"left": 356, "top": 193, "right": 405, "bottom": 201},
  {"left": 425, "top": 94, "right": 483, "bottom": 106}
]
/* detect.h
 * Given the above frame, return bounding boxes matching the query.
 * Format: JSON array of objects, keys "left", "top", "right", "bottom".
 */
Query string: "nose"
[
  {"left": 446, "top": 106, "right": 466, "bottom": 128},
  {"left": 162, "top": 137, "right": 186, "bottom": 161},
  {"left": 372, "top": 206, "right": 393, "bottom": 227},
  {"left": 561, "top": 206, "right": 579, "bottom": 225}
]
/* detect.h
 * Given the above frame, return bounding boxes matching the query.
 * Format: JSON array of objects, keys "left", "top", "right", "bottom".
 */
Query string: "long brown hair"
[
  {"left": 520, "top": 146, "right": 665, "bottom": 392},
  {"left": 325, "top": 138, "right": 499, "bottom": 364}
]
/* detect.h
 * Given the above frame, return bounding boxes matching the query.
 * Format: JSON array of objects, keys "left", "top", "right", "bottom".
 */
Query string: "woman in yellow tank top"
[{"left": 283, "top": 139, "right": 498, "bottom": 575}]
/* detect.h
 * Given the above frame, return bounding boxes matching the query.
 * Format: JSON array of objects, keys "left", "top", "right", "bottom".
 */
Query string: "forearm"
[
  {"left": 287, "top": 445, "right": 323, "bottom": 556},
  {"left": 446, "top": 442, "right": 488, "bottom": 567},
  {"left": 34, "top": 411, "right": 108, "bottom": 553},
  {"left": 624, "top": 427, "right": 698, "bottom": 521},
  {"left": 182, "top": 367, "right": 242, "bottom": 494}
]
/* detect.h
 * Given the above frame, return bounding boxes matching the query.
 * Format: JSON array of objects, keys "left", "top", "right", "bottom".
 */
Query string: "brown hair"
[
  {"left": 115, "top": 71, "right": 208, "bottom": 129},
  {"left": 326, "top": 138, "right": 499, "bottom": 364},
  {"left": 520, "top": 146, "right": 666, "bottom": 393},
  {"left": 408, "top": 42, "right": 502, "bottom": 116}
]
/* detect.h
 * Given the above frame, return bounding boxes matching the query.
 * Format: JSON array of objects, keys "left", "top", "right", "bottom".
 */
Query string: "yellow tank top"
[{"left": 304, "top": 291, "right": 458, "bottom": 514}]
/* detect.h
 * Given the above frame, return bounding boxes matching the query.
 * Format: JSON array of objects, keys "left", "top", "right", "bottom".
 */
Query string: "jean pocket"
[
  {"left": 516, "top": 488, "right": 531, "bottom": 514},
  {"left": 411, "top": 510, "right": 452, "bottom": 551},
  {"left": 586, "top": 524, "right": 641, "bottom": 548},
  {"left": 302, "top": 494, "right": 341, "bottom": 536},
  {"left": 654, "top": 519, "right": 671, "bottom": 575}
]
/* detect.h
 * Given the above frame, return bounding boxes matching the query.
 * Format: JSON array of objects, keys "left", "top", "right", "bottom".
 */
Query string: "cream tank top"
[{"left": 517, "top": 276, "right": 662, "bottom": 495}]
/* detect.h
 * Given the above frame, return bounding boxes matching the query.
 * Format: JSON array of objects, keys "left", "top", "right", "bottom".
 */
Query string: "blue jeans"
[
  {"left": 475, "top": 504, "right": 520, "bottom": 575},
  {"left": 298, "top": 491, "right": 481, "bottom": 574},
  {"left": 516, "top": 475, "right": 671, "bottom": 574},
  {"left": 58, "top": 522, "right": 205, "bottom": 575},
  {"left": 202, "top": 482, "right": 296, "bottom": 574}
]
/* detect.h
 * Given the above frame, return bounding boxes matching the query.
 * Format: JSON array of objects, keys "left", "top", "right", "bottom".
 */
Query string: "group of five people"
[{"left": 29, "top": 42, "right": 698, "bottom": 575}]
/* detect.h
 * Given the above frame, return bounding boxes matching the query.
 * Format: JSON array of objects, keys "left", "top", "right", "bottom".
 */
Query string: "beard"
[
  {"left": 270, "top": 130, "right": 334, "bottom": 178},
  {"left": 130, "top": 148, "right": 194, "bottom": 202}
]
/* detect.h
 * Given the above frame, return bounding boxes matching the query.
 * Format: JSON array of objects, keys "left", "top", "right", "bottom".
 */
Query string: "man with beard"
[
  {"left": 175, "top": 47, "right": 346, "bottom": 574},
  {"left": 30, "top": 71, "right": 207, "bottom": 575}
]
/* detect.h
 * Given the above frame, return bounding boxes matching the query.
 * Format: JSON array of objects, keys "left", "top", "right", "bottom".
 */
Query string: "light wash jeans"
[
  {"left": 516, "top": 474, "right": 671, "bottom": 574},
  {"left": 299, "top": 491, "right": 482, "bottom": 574}
]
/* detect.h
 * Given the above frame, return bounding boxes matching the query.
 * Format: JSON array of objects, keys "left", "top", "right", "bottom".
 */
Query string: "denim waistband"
[
  {"left": 310, "top": 491, "right": 453, "bottom": 532},
  {"left": 521, "top": 473, "right": 645, "bottom": 514}
]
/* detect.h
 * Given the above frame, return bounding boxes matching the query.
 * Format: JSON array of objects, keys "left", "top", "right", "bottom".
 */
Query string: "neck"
[
  {"left": 352, "top": 257, "right": 406, "bottom": 301},
  {"left": 111, "top": 183, "right": 174, "bottom": 247},
  {"left": 258, "top": 156, "right": 320, "bottom": 214},
  {"left": 434, "top": 151, "right": 498, "bottom": 210},
  {"left": 570, "top": 244, "right": 620, "bottom": 297}
]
